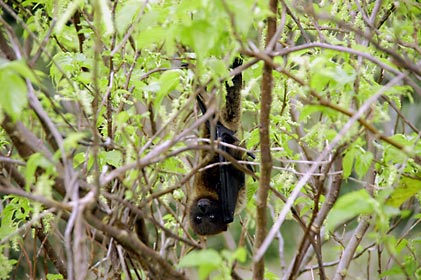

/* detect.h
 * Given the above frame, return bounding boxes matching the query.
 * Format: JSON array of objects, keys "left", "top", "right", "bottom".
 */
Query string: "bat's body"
[{"left": 188, "top": 58, "right": 249, "bottom": 235}]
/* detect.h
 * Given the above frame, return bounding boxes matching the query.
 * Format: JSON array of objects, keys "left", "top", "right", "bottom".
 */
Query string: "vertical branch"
[
  {"left": 91, "top": 0, "right": 103, "bottom": 198},
  {"left": 332, "top": 218, "right": 371, "bottom": 280},
  {"left": 106, "top": 0, "right": 119, "bottom": 141},
  {"left": 252, "top": 0, "right": 277, "bottom": 278}
]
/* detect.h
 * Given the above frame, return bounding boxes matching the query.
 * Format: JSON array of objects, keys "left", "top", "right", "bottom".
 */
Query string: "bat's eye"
[{"left": 195, "top": 215, "right": 202, "bottom": 224}]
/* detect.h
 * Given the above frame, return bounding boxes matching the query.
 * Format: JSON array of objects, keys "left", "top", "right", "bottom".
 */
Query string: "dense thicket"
[{"left": 0, "top": 1, "right": 420, "bottom": 279}]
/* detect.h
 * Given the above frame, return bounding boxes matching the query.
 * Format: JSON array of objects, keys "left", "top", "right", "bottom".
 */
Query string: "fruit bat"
[{"left": 188, "top": 58, "right": 254, "bottom": 235}]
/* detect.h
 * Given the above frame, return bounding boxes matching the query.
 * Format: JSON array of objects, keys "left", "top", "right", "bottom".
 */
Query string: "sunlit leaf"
[
  {"left": 354, "top": 149, "right": 373, "bottom": 179},
  {"left": 178, "top": 249, "right": 222, "bottom": 280},
  {"left": 63, "top": 132, "right": 86, "bottom": 151},
  {"left": 0, "top": 59, "right": 39, "bottom": 85},
  {"left": 25, "top": 153, "right": 54, "bottom": 191},
  {"left": 342, "top": 148, "right": 355, "bottom": 179},
  {"left": 104, "top": 150, "right": 123, "bottom": 168},
  {"left": 55, "top": 0, "right": 84, "bottom": 34},
  {"left": 299, "top": 105, "right": 337, "bottom": 121},
  {"left": 46, "top": 274, "right": 64, "bottom": 280},
  {"left": 325, "top": 189, "right": 376, "bottom": 232},
  {"left": 386, "top": 176, "right": 421, "bottom": 208},
  {"left": 0, "top": 68, "right": 28, "bottom": 121},
  {"left": 152, "top": 70, "right": 181, "bottom": 114}
]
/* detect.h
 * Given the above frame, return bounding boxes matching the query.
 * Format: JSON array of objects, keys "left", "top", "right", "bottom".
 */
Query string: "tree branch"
[
  {"left": 84, "top": 210, "right": 187, "bottom": 280},
  {"left": 252, "top": 0, "right": 277, "bottom": 278}
]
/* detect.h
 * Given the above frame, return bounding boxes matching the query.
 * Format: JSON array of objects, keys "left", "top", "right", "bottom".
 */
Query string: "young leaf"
[
  {"left": 25, "top": 153, "right": 54, "bottom": 191},
  {"left": 46, "top": 274, "right": 64, "bottom": 280},
  {"left": 104, "top": 150, "right": 123, "bottom": 168},
  {"left": 0, "top": 69, "right": 28, "bottom": 121},
  {"left": 0, "top": 59, "right": 39, "bottom": 85},
  {"left": 63, "top": 132, "right": 86, "bottom": 152},
  {"left": 385, "top": 176, "right": 421, "bottom": 208},
  {"left": 354, "top": 148, "right": 373, "bottom": 179},
  {"left": 153, "top": 70, "right": 181, "bottom": 114},
  {"left": 178, "top": 249, "right": 222, "bottom": 280},
  {"left": 342, "top": 148, "right": 356, "bottom": 179},
  {"left": 325, "top": 189, "right": 375, "bottom": 232},
  {"left": 0, "top": 246, "right": 17, "bottom": 280},
  {"left": 54, "top": 0, "right": 84, "bottom": 34}
]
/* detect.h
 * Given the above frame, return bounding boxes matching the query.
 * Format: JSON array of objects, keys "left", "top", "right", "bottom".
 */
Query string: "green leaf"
[
  {"left": 354, "top": 148, "right": 373, "bottom": 179},
  {"left": 116, "top": 111, "right": 130, "bottom": 125},
  {"left": 395, "top": 238, "right": 408, "bottom": 254},
  {"left": 0, "top": 59, "right": 39, "bottom": 85},
  {"left": 299, "top": 105, "right": 337, "bottom": 121},
  {"left": 264, "top": 270, "right": 280, "bottom": 280},
  {"left": 25, "top": 153, "right": 54, "bottom": 191},
  {"left": 325, "top": 189, "right": 375, "bottom": 232},
  {"left": 0, "top": 246, "right": 17, "bottom": 280},
  {"left": 73, "top": 152, "right": 85, "bottom": 168},
  {"left": 180, "top": 20, "right": 216, "bottom": 59},
  {"left": 386, "top": 176, "right": 421, "bottom": 208},
  {"left": 0, "top": 68, "right": 28, "bottom": 121},
  {"left": 0, "top": 204, "right": 17, "bottom": 239},
  {"left": 342, "top": 148, "right": 355, "bottom": 179},
  {"left": 178, "top": 249, "right": 222, "bottom": 280},
  {"left": 159, "top": 70, "right": 180, "bottom": 96},
  {"left": 104, "top": 150, "right": 123, "bottom": 168},
  {"left": 379, "top": 264, "right": 405, "bottom": 278},
  {"left": 246, "top": 128, "right": 260, "bottom": 150},
  {"left": 46, "top": 274, "right": 64, "bottom": 280},
  {"left": 55, "top": 0, "right": 84, "bottom": 34},
  {"left": 383, "top": 134, "right": 413, "bottom": 164},
  {"left": 137, "top": 27, "right": 168, "bottom": 49},
  {"left": 63, "top": 132, "right": 86, "bottom": 152},
  {"left": 221, "top": 247, "right": 247, "bottom": 265},
  {"left": 152, "top": 70, "right": 181, "bottom": 114},
  {"left": 206, "top": 58, "right": 229, "bottom": 78},
  {"left": 0, "top": 196, "right": 32, "bottom": 239},
  {"left": 231, "top": 247, "right": 247, "bottom": 263},
  {"left": 97, "top": 0, "right": 115, "bottom": 35},
  {"left": 342, "top": 146, "right": 373, "bottom": 179},
  {"left": 228, "top": 1, "right": 254, "bottom": 36},
  {"left": 115, "top": 0, "right": 141, "bottom": 34}
]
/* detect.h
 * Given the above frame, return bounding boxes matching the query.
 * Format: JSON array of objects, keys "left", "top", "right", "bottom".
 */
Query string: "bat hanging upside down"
[{"left": 188, "top": 58, "right": 254, "bottom": 236}]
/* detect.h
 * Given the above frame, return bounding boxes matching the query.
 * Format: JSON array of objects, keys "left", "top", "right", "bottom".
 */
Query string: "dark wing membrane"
[
  {"left": 246, "top": 150, "right": 256, "bottom": 176},
  {"left": 196, "top": 95, "right": 207, "bottom": 116},
  {"left": 216, "top": 123, "right": 245, "bottom": 223}
]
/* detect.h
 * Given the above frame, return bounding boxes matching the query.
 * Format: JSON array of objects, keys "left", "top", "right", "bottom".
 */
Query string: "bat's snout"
[{"left": 197, "top": 198, "right": 212, "bottom": 213}]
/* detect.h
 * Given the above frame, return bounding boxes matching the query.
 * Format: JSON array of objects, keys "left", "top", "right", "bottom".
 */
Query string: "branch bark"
[
  {"left": 84, "top": 210, "right": 187, "bottom": 280},
  {"left": 286, "top": 152, "right": 344, "bottom": 279},
  {"left": 333, "top": 217, "right": 371, "bottom": 280},
  {"left": 252, "top": 0, "right": 277, "bottom": 278}
]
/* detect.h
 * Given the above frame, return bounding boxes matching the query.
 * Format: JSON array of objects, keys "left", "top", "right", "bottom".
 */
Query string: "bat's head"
[{"left": 189, "top": 197, "right": 228, "bottom": 235}]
